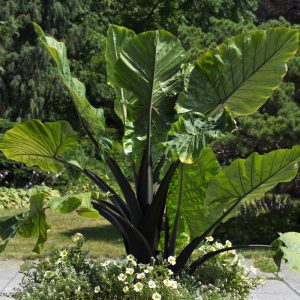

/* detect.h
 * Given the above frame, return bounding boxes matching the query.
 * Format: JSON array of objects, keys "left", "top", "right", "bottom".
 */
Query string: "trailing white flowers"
[{"left": 14, "top": 234, "right": 265, "bottom": 300}]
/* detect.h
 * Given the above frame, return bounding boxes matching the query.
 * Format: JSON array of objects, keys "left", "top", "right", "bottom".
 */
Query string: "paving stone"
[
  {"left": 0, "top": 261, "right": 23, "bottom": 300},
  {"left": 248, "top": 259, "right": 300, "bottom": 300}
]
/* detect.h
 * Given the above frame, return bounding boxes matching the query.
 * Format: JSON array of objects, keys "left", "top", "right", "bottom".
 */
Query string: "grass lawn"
[
  {"left": 0, "top": 209, "right": 278, "bottom": 274},
  {"left": 0, "top": 209, "right": 125, "bottom": 260},
  {"left": 240, "top": 249, "right": 278, "bottom": 274}
]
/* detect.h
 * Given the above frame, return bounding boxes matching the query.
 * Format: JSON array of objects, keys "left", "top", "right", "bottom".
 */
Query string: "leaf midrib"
[
  {"left": 208, "top": 148, "right": 299, "bottom": 207},
  {"left": 217, "top": 32, "right": 295, "bottom": 111}
]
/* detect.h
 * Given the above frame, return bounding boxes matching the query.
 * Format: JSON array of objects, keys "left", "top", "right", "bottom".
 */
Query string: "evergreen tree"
[{"left": 0, "top": 0, "right": 259, "bottom": 128}]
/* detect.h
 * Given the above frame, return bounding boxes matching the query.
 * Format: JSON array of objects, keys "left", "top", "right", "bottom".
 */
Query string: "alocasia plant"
[{"left": 0, "top": 23, "right": 299, "bottom": 274}]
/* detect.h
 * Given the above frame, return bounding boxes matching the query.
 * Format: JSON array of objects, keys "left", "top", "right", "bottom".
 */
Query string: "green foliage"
[
  {"left": 206, "top": 146, "right": 300, "bottom": 223},
  {"left": 0, "top": 120, "right": 78, "bottom": 173},
  {"left": 254, "top": 257, "right": 278, "bottom": 273},
  {"left": 0, "top": 186, "right": 60, "bottom": 209},
  {"left": 177, "top": 17, "right": 300, "bottom": 160},
  {"left": 13, "top": 236, "right": 262, "bottom": 300},
  {"left": 0, "top": 25, "right": 299, "bottom": 277},
  {"left": 114, "top": 28, "right": 185, "bottom": 165},
  {"left": 34, "top": 23, "right": 112, "bottom": 157},
  {"left": 166, "top": 148, "right": 221, "bottom": 249},
  {"left": 0, "top": 193, "right": 51, "bottom": 253},
  {"left": 18, "top": 193, "right": 51, "bottom": 253},
  {"left": 48, "top": 191, "right": 110, "bottom": 218},
  {"left": 214, "top": 193, "right": 300, "bottom": 244},
  {"left": 0, "top": 1, "right": 259, "bottom": 127},
  {"left": 177, "top": 27, "right": 299, "bottom": 117},
  {"left": 186, "top": 239, "right": 264, "bottom": 299},
  {"left": 272, "top": 232, "right": 300, "bottom": 274},
  {"left": 166, "top": 111, "right": 236, "bottom": 164}
]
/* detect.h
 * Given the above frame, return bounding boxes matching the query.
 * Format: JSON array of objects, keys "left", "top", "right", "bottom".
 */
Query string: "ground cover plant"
[
  {"left": 0, "top": 186, "right": 60, "bottom": 209},
  {"left": 13, "top": 234, "right": 263, "bottom": 300},
  {"left": 0, "top": 22, "right": 300, "bottom": 288}
]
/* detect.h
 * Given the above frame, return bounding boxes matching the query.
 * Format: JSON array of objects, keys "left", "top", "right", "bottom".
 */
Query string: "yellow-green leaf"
[{"left": 0, "top": 120, "right": 77, "bottom": 173}]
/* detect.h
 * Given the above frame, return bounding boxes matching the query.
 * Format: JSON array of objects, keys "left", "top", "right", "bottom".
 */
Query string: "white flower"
[
  {"left": 131, "top": 260, "right": 137, "bottom": 266},
  {"left": 147, "top": 266, "right": 153, "bottom": 272},
  {"left": 123, "top": 286, "right": 129, "bottom": 293},
  {"left": 163, "top": 279, "right": 170, "bottom": 286},
  {"left": 152, "top": 292, "right": 161, "bottom": 300},
  {"left": 118, "top": 273, "right": 127, "bottom": 281},
  {"left": 127, "top": 254, "right": 135, "bottom": 261},
  {"left": 126, "top": 267, "right": 134, "bottom": 275},
  {"left": 59, "top": 250, "right": 68, "bottom": 258},
  {"left": 134, "top": 282, "right": 143, "bottom": 292},
  {"left": 169, "top": 279, "right": 178, "bottom": 289},
  {"left": 114, "top": 261, "right": 123, "bottom": 268},
  {"left": 71, "top": 233, "right": 84, "bottom": 243},
  {"left": 167, "top": 256, "right": 176, "bottom": 265},
  {"left": 232, "top": 255, "right": 239, "bottom": 264},
  {"left": 137, "top": 272, "right": 145, "bottom": 279},
  {"left": 138, "top": 263, "right": 146, "bottom": 269},
  {"left": 148, "top": 280, "right": 156, "bottom": 289},
  {"left": 250, "top": 266, "right": 257, "bottom": 274},
  {"left": 214, "top": 242, "right": 224, "bottom": 250},
  {"left": 225, "top": 240, "right": 232, "bottom": 247},
  {"left": 205, "top": 236, "right": 214, "bottom": 242},
  {"left": 94, "top": 286, "right": 100, "bottom": 293}
]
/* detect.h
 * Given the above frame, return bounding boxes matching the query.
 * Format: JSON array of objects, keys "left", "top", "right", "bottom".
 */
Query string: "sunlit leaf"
[
  {"left": 33, "top": 23, "right": 112, "bottom": 157},
  {"left": 0, "top": 120, "right": 77, "bottom": 173},
  {"left": 177, "top": 28, "right": 299, "bottom": 117}
]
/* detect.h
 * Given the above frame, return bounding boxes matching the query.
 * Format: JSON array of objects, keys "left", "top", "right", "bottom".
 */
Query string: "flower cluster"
[
  {"left": 13, "top": 234, "right": 264, "bottom": 300},
  {"left": 181, "top": 237, "right": 265, "bottom": 299},
  {"left": 97, "top": 254, "right": 183, "bottom": 299}
]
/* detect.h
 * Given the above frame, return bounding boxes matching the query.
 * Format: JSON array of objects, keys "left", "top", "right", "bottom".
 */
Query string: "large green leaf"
[
  {"left": 106, "top": 24, "right": 136, "bottom": 123},
  {"left": 273, "top": 232, "right": 300, "bottom": 274},
  {"left": 0, "top": 120, "right": 77, "bottom": 173},
  {"left": 114, "top": 30, "right": 186, "bottom": 159},
  {"left": 167, "top": 148, "right": 221, "bottom": 246},
  {"left": 205, "top": 146, "right": 300, "bottom": 226},
  {"left": 165, "top": 110, "right": 236, "bottom": 164},
  {"left": 33, "top": 23, "right": 112, "bottom": 156},
  {"left": 19, "top": 193, "right": 51, "bottom": 254},
  {"left": 177, "top": 28, "right": 299, "bottom": 117}
]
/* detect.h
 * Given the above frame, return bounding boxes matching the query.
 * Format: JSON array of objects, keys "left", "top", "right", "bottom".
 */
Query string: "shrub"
[
  {"left": 0, "top": 186, "right": 60, "bottom": 209},
  {"left": 214, "top": 194, "right": 300, "bottom": 244},
  {"left": 13, "top": 235, "right": 262, "bottom": 300}
]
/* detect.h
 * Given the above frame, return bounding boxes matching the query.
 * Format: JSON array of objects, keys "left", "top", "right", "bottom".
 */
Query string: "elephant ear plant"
[{"left": 0, "top": 23, "right": 300, "bottom": 274}]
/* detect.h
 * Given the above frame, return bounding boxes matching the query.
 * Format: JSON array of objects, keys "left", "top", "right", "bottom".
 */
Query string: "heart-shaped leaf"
[
  {"left": 177, "top": 28, "right": 299, "bottom": 117},
  {"left": 0, "top": 120, "right": 77, "bottom": 173}
]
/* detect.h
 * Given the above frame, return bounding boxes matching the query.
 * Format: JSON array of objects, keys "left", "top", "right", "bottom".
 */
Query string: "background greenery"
[{"left": 0, "top": 0, "right": 300, "bottom": 246}]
